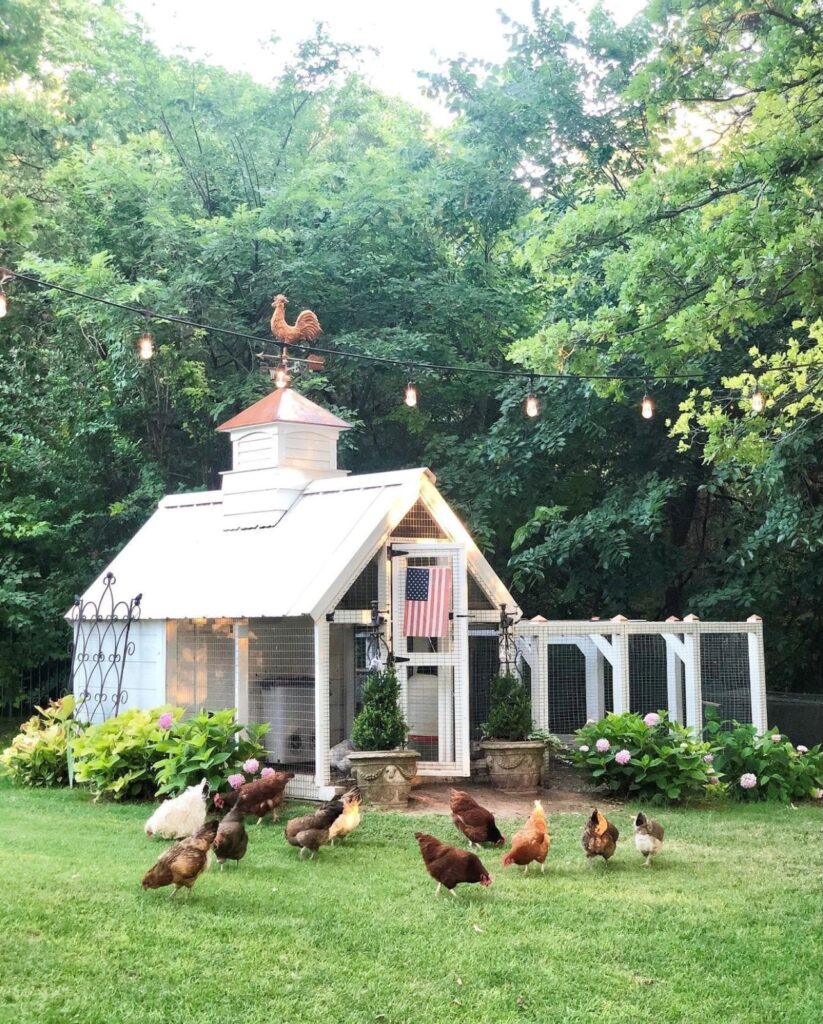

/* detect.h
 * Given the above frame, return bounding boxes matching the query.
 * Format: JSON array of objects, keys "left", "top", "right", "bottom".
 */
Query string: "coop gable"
[{"left": 71, "top": 468, "right": 516, "bottom": 623}]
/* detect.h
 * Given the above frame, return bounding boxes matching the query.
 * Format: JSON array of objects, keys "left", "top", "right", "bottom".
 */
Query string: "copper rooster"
[{"left": 270, "top": 294, "right": 322, "bottom": 343}]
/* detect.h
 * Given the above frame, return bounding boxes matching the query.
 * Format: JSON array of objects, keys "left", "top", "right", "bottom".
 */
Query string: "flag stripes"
[{"left": 403, "top": 566, "right": 452, "bottom": 638}]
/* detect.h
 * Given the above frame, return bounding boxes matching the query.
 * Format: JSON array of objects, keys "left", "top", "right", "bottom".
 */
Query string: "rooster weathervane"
[{"left": 259, "top": 293, "right": 325, "bottom": 387}]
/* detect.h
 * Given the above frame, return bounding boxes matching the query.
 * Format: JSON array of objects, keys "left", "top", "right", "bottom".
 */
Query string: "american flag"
[{"left": 403, "top": 566, "right": 452, "bottom": 638}]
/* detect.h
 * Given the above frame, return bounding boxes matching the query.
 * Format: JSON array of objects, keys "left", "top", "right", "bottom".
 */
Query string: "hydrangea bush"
[
  {"left": 573, "top": 711, "right": 715, "bottom": 802},
  {"left": 703, "top": 708, "right": 823, "bottom": 802}
]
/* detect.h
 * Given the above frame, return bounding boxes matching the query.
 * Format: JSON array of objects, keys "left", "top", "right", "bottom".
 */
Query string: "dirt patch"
[{"left": 404, "top": 761, "right": 621, "bottom": 819}]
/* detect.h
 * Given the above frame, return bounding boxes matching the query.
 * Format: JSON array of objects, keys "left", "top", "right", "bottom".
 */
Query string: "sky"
[{"left": 123, "top": 0, "right": 647, "bottom": 120}]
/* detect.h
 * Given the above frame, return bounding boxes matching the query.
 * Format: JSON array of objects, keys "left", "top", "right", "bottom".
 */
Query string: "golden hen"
[
  {"left": 141, "top": 820, "right": 219, "bottom": 897},
  {"left": 502, "top": 799, "right": 550, "bottom": 874}
]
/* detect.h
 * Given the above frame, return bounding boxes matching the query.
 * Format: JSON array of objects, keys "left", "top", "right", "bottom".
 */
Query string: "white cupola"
[{"left": 216, "top": 387, "right": 352, "bottom": 530}]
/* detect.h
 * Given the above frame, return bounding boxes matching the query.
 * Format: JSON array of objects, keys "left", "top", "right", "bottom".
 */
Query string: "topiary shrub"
[
  {"left": 704, "top": 707, "right": 823, "bottom": 802},
  {"left": 480, "top": 674, "right": 533, "bottom": 741},
  {"left": 0, "top": 696, "right": 80, "bottom": 787},
  {"left": 351, "top": 665, "right": 408, "bottom": 751},
  {"left": 573, "top": 711, "right": 715, "bottom": 803}
]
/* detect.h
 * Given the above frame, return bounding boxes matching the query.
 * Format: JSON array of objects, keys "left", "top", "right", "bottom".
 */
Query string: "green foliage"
[
  {"left": 351, "top": 666, "right": 408, "bottom": 752},
  {"left": 0, "top": 695, "right": 78, "bottom": 786},
  {"left": 151, "top": 708, "right": 267, "bottom": 796},
  {"left": 574, "top": 712, "right": 715, "bottom": 803},
  {"left": 480, "top": 674, "right": 533, "bottom": 741},
  {"left": 704, "top": 707, "right": 823, "bottom": 803},
  {"left": 71, "top": 708, "right": 166, "bottom": 800}
]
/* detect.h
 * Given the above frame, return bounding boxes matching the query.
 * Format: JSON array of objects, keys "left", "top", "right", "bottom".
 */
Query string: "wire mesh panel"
[
  {"left": 468, "top": 628, "right": 500, "bottom": 741},
  {"left": 468, "top": 574, "right": 495, "bottom": 610},
  {"left": 700, "top": 632, "right": 753, "bottom": 723},
  {"left": 547, "top": 643, "right": 588, "bottom": 735},
  {"left": 166, "top": 620, "right": 236, "bottom": 713},
  {"left": 247, "top": 617, "right": 315, "bottom": 777},
  {"left": 336, "top": 557, "right": 379, "bottom": 610},
  {"left": 392, "top": 500, "right": 448, "bottom": 539},
  {"left": 627, "top": 634, "right": 669, "bottom": 716},
  {"left": 407, "top": 661, "right": 455, "bottom": 763}
]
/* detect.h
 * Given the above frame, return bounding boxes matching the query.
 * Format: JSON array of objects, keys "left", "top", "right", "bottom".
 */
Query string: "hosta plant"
[
  {"left": 574, "top": 711, "right": 714, "bottom": 803},
  {"left": 704, "top": 708, "right": 823, "bottom": 802}
]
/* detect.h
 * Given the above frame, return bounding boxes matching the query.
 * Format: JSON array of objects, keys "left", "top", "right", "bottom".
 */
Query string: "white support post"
[
  {"left": 452, "top": 547, "right": 470, "bottom": 774},
  {"left": 611, "top": 628, "right": 630, "bottom": 715},
  {"left": 314, "top": 619, "right": 331, "bottom": 790},
  {"left": 683, "top": 618, "right": 703, "bottom": 729},
  {"left": 534, "top": 637, "right": 550, "bottom": 732},
  {"left": 234, "top": 622, "right": 249, "bottom": 725},
  {"left": 584, "top": 645, "right": 606, "bottom": 722},
  {"left": 437, "top": 667, "right": 455, "bottom": 763},
  {"left": 747, "top": 615, "right": 768, "bottom": 733}
]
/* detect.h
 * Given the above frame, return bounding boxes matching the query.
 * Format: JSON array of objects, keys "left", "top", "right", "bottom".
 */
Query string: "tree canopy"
[{"left": 1, "top": 0, "right": 822, "bottom": 696}]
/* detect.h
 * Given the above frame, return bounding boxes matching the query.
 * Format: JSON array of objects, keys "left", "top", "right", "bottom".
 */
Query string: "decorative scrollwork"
[{"left": 69, "top": 572, "right": 142, "bottom": 723}]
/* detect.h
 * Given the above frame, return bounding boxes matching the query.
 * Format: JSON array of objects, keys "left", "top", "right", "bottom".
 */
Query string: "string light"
[
  {"left": 0, "top": 290, "right": 6, "bottom": 319},
  {"left": 524, "top": 378, "right": 540, "bottom": 417},
  {"left": 751, "top": 387, "right": 765, "bottom": 414},
  {"left": 641, "top": 392, "right": 655, "bottom": 419},
  {"left": 136, "top": 332, "right": 155, "bottom": 360},
  {"left": 404, "top": 382, "right": 418, "bottom": 408}
]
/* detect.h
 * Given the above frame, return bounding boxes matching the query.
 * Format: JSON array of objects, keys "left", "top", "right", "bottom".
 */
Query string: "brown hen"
[
  {"left": 415, "top": 832, "right": 492, "bottom": 896},
  {"left": 213, "top": 771, "right": 294, "bottom": 824},
  {"left": 502, "top": 800, "right": 550, "bottom": 874},
  {"left": 141, "top": 820, "right": 219, "bottom": 897},
  {"left": 449, "top": 788, "right": 505, "bottom": 847},
  {"left": 582, "top": 807, "right": 620, "bottom": 862}
]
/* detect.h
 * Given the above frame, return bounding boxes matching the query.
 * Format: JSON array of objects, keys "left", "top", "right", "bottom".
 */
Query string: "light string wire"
[{"left": 2, "top": 267, "right": 822, "bottom": 388}]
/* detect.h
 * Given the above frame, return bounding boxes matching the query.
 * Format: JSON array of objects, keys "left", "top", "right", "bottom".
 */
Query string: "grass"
[{"left": 0, "top": 781, "right": 820, "bottom": 1024}]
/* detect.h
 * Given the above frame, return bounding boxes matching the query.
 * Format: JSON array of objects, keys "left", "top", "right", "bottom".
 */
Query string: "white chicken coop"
[{"left": 70, "top": 387, "right": 768, "bottom": 799}]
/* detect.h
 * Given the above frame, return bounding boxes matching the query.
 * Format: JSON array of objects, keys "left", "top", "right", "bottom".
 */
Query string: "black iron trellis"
[{"left": 69, "top": 572, "right": 142, "bottom": 723}]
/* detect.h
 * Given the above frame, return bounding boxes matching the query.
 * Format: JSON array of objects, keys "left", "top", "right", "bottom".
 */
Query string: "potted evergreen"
[
  {"left": 347, "top": 665, "right": 420, "bottom": 808},
  {"left": 480, "top": 674, "right": 545, "bottom": 793}
]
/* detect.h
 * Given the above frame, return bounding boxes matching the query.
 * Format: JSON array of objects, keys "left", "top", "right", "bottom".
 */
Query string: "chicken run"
[{"left": 69, "top": 362, "right": 769, "bottom": 803}]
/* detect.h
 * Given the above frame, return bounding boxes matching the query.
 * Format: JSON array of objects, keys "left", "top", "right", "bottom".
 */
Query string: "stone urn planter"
[
  {"left": 348, "top": 750, "right": 420, "bottom": 809},
  {"left": 481, "top": 740, "right": 545, "bottom": 794}
]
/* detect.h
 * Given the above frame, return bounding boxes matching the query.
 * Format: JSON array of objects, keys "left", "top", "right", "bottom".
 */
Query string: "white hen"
[{"left": 144, "top": 778, "right": 209, "bottom": 839}]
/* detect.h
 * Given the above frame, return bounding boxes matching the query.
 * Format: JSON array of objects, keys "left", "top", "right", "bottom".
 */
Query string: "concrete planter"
[
  {"left": 481, "top": 740, "right": 545, "bottom": 793},
  {"left": 348, "top": 750, "right": 421, "bottom": 809}
]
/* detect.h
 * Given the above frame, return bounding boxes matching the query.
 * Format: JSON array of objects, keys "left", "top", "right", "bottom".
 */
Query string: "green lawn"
[{"left": 0, "top": 781, "right": 820, "bottom": 1024}]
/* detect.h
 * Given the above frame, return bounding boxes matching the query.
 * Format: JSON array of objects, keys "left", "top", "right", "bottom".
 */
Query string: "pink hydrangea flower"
[
  {"left": 243, "top": 758, "right": 260, "bottom": 775},
  {"left": 615, "top": 749, "right": 631, "bottom": 765},
  {"left": 157, "top": 711, "right": 174, "bottom": 731},
  {"left": 814, "top": 789, "right": 823, "bottom": 800},
  {"left": 770, "top": 734, "right": 781, "bottom": 743},
  {"left": 260, "top": 766, "right": 275, "bottom": 778},
  {"left": 578, "top": 745, "right": 590, "bottom": 753},
  {"left": 643, "top": 713, "right": 661, "bottom": 727},
  {"left": 227, "top": 773, "right": 245, "bottom": 790},
  {"left": 797, "top": 745, "right": 809, "bottom": 754},
  {"left": 703, "top": 753, "right": 714, "bottom": 763},
  {"left": 740, "top": 773, "right": 758, "bottom": 790},
  {"left": 595, "top": 738, "right": 611, "bottom": 753},
  {"left": 708, "top": 775, "right": 720, "bottom": 785}
]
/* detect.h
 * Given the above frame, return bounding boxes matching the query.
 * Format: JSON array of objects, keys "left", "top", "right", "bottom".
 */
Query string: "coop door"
[{"left": 391, "top": 544, "right": 469, "bottom": 776}]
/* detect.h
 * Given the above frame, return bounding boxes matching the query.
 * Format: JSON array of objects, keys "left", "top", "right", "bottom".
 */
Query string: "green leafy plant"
[
  {"left": 480, "top": 674, "right": 533, "bottom": 741},
  {"left": 151, "top": 708, "right": 268, "bottom": 796},
  {"left": 0, "top": 695, "right": 80, "bottom": 787},
  {"left": 704, "top": 708, "right": 823, "bottom": 802},
  {"left": 71, "top": 707, "right": 167, "bottom": 800},
  {"left": 573, "top": 711, "right": 715, "bottom": 803},
  {"left": 351, "top": 665, "right": 409, "bottom": 751}
]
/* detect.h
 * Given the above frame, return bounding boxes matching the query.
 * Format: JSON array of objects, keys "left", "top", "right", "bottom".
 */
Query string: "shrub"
[
  {"left": 573, "top": 711, "right": 714, "bottom": 802},
  {"left": 0, "top": 696, "right": 80, "bottom": 787},
  {"left": 480, "top": 674, "right": 533, "bottom": 741},
  {"left": 351, "top": 665, "right": 408, "bottom": 751},
  {"left": 704, "top": 708, "right": 823, "bottom": 802},
  {"left": 72, "top": 707, "right": 167, "bottom": 800},
  {"left": 151, "top": 708, "right": 268, "bottom": 796}
]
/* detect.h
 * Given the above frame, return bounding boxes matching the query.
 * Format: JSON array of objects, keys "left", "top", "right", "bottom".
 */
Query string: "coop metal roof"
[{"left": 216, "top": 388, "right": 353, "bottom": 432}]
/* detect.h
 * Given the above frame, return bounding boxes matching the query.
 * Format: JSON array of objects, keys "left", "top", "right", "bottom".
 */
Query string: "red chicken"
[
  {"left": 502, "top": 800, "right": 550, "bottom": 874},
  {"left": 213, "top": 771, "right": 294, "bottom": 824},
  {"left": 414, "top": 831, "right": 492, "bottom": 897},
  {"left": 449, "top": 788, "right": 505, "bottom": 847}
]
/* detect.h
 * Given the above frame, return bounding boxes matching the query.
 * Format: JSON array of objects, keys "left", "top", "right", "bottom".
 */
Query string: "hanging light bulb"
[
  {"left": 524, "top": 392, "right": 540, "bottom": 417},
  {"left": 136, "top": 332, "right": 155, "bottom": 360},
  {"left": 750, "top": 388, "right": 765, "bottom": 414},
  {"left": 404, "top": 382, "right": 418, "bottom": 408},
  {"left": 0, "top": 290, "right": 7, "bottom": 319},
  {"left": 274, "top": 361, "right": 290, "bottom": 389},
  {"left": 641, "top": 393, "right": 655, "bottom": 419}
]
